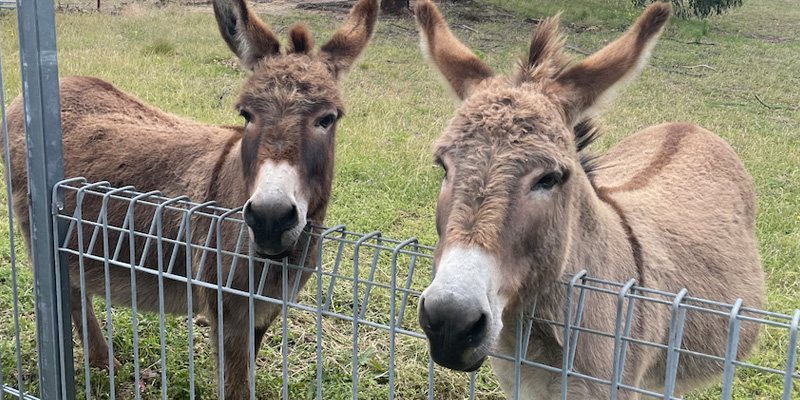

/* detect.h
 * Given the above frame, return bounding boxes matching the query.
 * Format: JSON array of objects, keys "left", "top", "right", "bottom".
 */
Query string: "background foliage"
[{"left": 635, "top": 0, "right": 744, "bottom": 19}]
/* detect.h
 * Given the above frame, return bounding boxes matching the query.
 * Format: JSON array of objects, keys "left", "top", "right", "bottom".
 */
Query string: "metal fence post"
[{"left": 15, "top": 0, "right": 75, "bottom": 398}]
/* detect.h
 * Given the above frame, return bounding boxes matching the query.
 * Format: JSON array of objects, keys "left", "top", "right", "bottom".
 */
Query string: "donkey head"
[
  {"left": 213, "top": 0, "right": 378, "bottom": 256},
  {"left": 415, "top": 0, "right": 671, "bottom": 371}
]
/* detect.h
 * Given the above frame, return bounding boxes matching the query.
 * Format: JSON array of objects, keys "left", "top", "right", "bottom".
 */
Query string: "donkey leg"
[
  {"left": 253, "top": 303, "right": 281, "bottom": 355},
  {"left": 208, "top": 304, "right": 258, "bottom": 400},
  {"left": 70, "top": 287, "right": 121, "bottom": 371},
  {"left": 208, "top": 300, "right": 281, "bottom": 399},
  {"left": 215, "top": 320, "right": 254, "bottom": 400},
  {"left": 253, "top": 324, "right": 270, "bottom": 357}
]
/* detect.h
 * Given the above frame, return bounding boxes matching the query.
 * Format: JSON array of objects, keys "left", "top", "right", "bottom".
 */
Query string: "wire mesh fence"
[
  {"left": 50, "top": 178, "right": 442, "bottom": 399},
  {"left": 3, "top": 178, "right": 787, "bottom": 399},
  {"left": 1, "top": 1, "right": 798, "bottom": 399}
]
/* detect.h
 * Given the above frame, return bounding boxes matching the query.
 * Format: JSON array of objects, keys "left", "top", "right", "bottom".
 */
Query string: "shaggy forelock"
[
  {"left": 238, "top": 54, "right": 344, "bottom": 116},
  {"left": 437, "top": 85, "right": 577, "bottom": 251},
  {"left": 438, "top": 81, "right": 573, "bottom": 154},
  {"left": 435, "top": 76, "right": 605, "bottom": 190},
  {"left": 514, "top": 15, "right": 572, "bottom": 86}
]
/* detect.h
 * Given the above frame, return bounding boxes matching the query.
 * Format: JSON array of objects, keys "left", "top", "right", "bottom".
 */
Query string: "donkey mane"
[{"left": 574, "top": 118, "right": 604, "bottom": 183}]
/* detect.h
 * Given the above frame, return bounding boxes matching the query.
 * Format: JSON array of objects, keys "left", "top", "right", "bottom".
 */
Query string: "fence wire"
[{"left": 11, "top": 178, "right": 790, "bottom": 399}]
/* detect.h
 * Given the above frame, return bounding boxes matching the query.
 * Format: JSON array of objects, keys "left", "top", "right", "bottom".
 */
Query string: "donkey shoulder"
[
  {"left": 593, "top": 122, "right": 759, "bottom": 293},
  {"left": 595, "top": 122, "right": 753, "bottom": 201}
]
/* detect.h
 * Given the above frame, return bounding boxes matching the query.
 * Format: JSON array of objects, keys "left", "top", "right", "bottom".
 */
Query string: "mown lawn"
[{"left": 0, "top": 0, "right": 798, "bottom": 398}]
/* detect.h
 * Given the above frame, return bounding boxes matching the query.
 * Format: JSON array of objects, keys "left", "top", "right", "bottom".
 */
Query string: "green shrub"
[{"left": 635, "top": 0, "right": 743, "bottom": 18}]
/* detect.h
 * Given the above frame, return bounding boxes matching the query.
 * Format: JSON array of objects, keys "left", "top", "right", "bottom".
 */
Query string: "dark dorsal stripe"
[
  {"left": 592, "top": 127, "right": 690, "bottom": 287},
  {"left": 595, "top": 188, "right": 645, "bottom": 287},
  {"left": 205, "top": 129, "right": 243, "bottom": 203},
  {"left": 600, "top": 129, "right": 688, "bottom": 194}
]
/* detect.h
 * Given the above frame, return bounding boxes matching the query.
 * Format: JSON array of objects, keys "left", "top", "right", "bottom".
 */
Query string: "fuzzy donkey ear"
[
  {"left": 287, "top": 23, "right": 315, "bottom": 55},
  {"left": 552, "top": 2, "right": 672, "bottom": 126},
  {"left": 415, "top": 0, "right": 494, "bottom": 101},
  {"left": 213, "top": 0, "right": 281, "bottom": 70},
  {"left": 320, "top": 0, "right": 380, "bottom": 81}
]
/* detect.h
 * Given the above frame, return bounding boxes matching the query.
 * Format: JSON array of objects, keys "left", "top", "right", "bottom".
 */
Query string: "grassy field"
[{"left": 0, "top": 0, "right": 798, "bottom": 398}]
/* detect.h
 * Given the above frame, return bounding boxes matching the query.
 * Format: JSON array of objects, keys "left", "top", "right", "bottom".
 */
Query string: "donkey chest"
[{"left": 491, "top": 320, "right": 565, "bottom": 398}]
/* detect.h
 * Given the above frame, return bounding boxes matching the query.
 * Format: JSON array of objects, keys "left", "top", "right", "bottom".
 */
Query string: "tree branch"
[
  {"left": 565, "top": 45, "right": 591, "bottom": 55},
  {"left": 754, "top": 94, "right": 773, "bottom": 110},
  {"left": 675, "top": 64, "right": 717, "bottom": 71}
]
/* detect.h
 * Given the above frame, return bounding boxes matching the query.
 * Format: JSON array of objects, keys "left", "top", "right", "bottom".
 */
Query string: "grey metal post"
[{"left": 15, "top": 0, "right": 75, "bottom": 398}]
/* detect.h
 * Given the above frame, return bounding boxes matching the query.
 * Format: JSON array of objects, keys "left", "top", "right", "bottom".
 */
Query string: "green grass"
[{"left": 1, "top": 0, "right": 799, "bottom": 398}]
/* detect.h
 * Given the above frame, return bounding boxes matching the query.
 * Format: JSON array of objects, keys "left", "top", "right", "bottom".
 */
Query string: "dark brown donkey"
[
  {"left": 3, "top": 0, "right": 377, "bottom": 397},
  {"left": 414, "top": 1, "right": 764, "bottom": 398}
]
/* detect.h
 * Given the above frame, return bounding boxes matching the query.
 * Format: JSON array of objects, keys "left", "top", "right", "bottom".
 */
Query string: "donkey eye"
[
  {"left": 315, "top": 113, "right": 337, "bottom": 129},
  {"left": 239, "top": 109, "right": 253, "bottom": 124},
  {"left": 532, "top": 172, "right": 561, "bottom": 191}
]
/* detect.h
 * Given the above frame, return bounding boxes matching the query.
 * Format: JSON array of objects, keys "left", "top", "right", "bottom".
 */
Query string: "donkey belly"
[
  {"left": 65, "top": 219, "right": 199, "bottom": 317},
  {"left": 62, "top": 193, "right": 204, "bottom": 317},
  {"left": 71, "top": 256, "right": 193, "bottom": 316}
]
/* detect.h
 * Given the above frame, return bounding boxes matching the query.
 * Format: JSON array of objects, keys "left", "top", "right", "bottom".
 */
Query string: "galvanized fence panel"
[
  {"left": 35, "top": 178, "right": 798, "bottom": 399},
  {"left": 2, "top": 0, "right": 73, "bottom": 399}
]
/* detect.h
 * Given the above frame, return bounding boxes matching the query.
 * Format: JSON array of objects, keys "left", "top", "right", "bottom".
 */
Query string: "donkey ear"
[
  {"left": 415, "top": 0, "right": 493, "bottom": 101},
  {"left": 213, "top": 0, "right": 281, "bottom": 70},
  {"left": 320, "top": 0, "right": 379, "bottom": 81},
  {"left": 552, "top": 2, "right": 671, "bottom": 126},
  {"left": 287, "top": 23, "right": 314, "bottom": 55}
]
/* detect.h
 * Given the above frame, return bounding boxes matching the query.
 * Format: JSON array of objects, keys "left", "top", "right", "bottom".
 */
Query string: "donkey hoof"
[
  {"left": 88, "top": 353, "right": 122, "bottom": 373},
  {"left": 194, "top": 314, "right": 211, "bottom": 327},
  {"left": 111, "top": 357, "right": 122, "bottom": 373}
]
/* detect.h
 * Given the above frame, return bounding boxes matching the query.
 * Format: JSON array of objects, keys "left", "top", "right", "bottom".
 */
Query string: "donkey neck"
[
  {"left": 205, "top": 131, "right": 249, "bottom": 209},
  {"left": 204, "top": 129, "right": 245, "bottom": 206},
  {"left": 564, "top": 175, "right": 641, "bottom": 285}
]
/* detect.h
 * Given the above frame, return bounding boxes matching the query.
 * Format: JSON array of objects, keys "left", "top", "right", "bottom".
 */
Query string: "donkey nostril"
[
  {"left": 419, "top": 297, "right": 434, "bottom": 331},
  {"left": 243, "top": 199, "right": 296, "bottom": 233},
  {"left": 465, "top": 313, "right": 488, "bottom": 344},
  {"left": 243, "top": 202, "right": 257, "bottom": 228},
  {"left": 278, "top": 204, "right": 298, "bottom": 231}
]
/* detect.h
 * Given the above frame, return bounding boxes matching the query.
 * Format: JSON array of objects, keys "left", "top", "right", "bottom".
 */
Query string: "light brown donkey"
[
  {"left": 414, "top": 1, "right": 764, "bottom": 398},
  {"left": 3, "top": 0, "right": 377, "bottom": 397}
]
